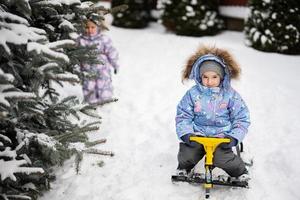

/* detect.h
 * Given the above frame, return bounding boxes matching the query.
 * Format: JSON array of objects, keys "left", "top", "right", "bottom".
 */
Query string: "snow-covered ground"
[{"left": 40, "top": 17, "right": 300, "bottom": 200}]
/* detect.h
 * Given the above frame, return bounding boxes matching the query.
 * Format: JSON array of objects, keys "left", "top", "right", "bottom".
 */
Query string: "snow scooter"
[{"left": 171, "top": 136, "right": 251, "bottom": 199}]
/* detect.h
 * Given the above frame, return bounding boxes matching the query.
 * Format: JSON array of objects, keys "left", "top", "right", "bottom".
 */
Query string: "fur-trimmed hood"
[{"left": 182, "top": 45, "right": 241, "bottom": 88}]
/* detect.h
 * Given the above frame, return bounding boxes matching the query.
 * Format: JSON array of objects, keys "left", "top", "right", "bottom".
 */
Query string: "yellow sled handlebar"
[{"left": 190, "top": 136, "right": 230, "bottom": 165}]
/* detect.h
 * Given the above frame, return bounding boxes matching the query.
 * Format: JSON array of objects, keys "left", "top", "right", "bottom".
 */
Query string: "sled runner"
[{"left": 171, "top": 136, "right": 251, "bottom": 199}]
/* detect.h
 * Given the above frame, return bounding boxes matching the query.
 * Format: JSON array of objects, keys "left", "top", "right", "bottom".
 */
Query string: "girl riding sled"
[{"left": 175, "top": 45, "right": 251, "bottom": 180}]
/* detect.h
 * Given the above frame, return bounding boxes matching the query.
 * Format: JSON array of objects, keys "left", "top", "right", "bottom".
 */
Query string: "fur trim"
[{"left": 182, "top": 45, "right": 241, "bottom": 81}]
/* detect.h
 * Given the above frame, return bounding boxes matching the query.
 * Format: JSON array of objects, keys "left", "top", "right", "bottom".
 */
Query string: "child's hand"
[
  {"left": 220, "top": 135, "right": 237, "bottom": 149},
  {"left": 181, "top": 134, "right": 198, "bottom": 147}
]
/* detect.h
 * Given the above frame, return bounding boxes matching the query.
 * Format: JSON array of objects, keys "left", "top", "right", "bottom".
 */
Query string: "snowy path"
[{"left": 41, "top": 24, "right": 300, "bottom": 200}]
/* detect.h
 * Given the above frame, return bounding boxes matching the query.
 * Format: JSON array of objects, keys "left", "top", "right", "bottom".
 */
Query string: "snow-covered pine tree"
[
  {"left": 244, "top": 0, "right": 300, "bottom": 54},
  {"left": 158, "top": 0, "right": 224, "bottom": 36},
  {"left": 0, "top": 0, "right": 114, "bottom": 199},
  {"left": 111, "top": 0, "right": 151, "bottom": 28}
]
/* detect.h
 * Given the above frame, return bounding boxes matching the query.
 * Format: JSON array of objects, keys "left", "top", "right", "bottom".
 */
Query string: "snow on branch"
[
  {"left": 58, "top": 0, "right": 81, "bottom": 6},
  {"left": 59, "top": 19, "right": 76, "bottom": 31},
  {"left": 78, "top": 1, "right": 93, "bottom": 9},
  {"left": 30, "top": 26, "right": 47, "bottom": 35},
  {"left": 0, "top": 147, "right": 16, "bottom": 158},
  {"left": 0, "top": 134, "right": 12, "bottom": 144},
  {"left": 0, "top": 19, "right": 47, "bottom": 55},
  {"left": 0, "top": 69, "right": 14, "bottom": 83},
  {"left": 35, "top": 0, "right": 81, "bottom": 7},
  {"left": 83, "top": 148, "right": 114, "bottom": 157},
  {"left": 35, "top": 133, "right": 58, "bottom": 149},
  {"left": 38, "top": 63, "right": 59, "bottom": 72},
  {"left": 46, "top": 72, "right": 80, "bottom": 83},
  {"left": 35, "top": 0, "right": 63, "bottom": 6},
  {"left": 0, "top": 12, "right": 29, "bottom": 25},
  {"left": 27, "top": 42, "right": 70, "bottom": 63},
  {"left": 0, "top": 84, "right": 15, "bottom": 92},
  {"left": 0, "top": 158, "right": 44, "bottom": 181},
  {"left": 0, "top": 86, "right": 35, "bottom": 107},
  {"left": 16, "top": 129, "right": 57, "bottom": 150},
  {"left": 47, "top": 39, "right": 75, "bottom": 49},
  {"left": 0, "top": 194, "right": 31, "bottom": 200}
]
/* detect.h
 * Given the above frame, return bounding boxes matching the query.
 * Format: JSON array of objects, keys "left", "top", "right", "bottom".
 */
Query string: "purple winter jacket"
[{"left": 77, "top": 32, "right": 119, "bottom": 104}]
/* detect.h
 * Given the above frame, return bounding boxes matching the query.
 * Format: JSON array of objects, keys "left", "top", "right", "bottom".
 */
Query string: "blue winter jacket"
[{"left": 176, "top": 54, "right": 250, "bottom": 143}]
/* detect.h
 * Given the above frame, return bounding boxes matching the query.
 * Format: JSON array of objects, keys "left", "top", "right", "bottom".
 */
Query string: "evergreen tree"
[
  {"left": 111, "top": 0, "right": 151, "bottom": 28},
  {"left": 158, "top": 0, "right": 224, "bottom": 36},
  {"left": 245, "top": 0, "right": 300, "bottom": 54},
  {"left": 0, "top": 0, "right": 117, "bottom": 199}
]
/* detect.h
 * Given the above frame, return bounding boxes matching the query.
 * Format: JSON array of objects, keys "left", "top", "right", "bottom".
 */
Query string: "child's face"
[
  {"left": 201, "top": 71, "right": 221, "bottom": 88},
  {"left": 85, "top": 20, "right": 97, "bottom": 36}
]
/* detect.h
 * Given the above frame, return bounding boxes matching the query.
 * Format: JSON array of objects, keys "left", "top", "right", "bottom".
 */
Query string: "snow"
[
  {"left": 59, "top": 19, "right": 76, "bottom": 31},
  {"left": 253, "top": 31, "right": 260, "bottom": 42},
  {"left": 0, "top": 147, "right": 16, "bottom": 158},
  {"left": 0, "top": 70, "right": 14, "bottom": 82},
  {"left": 0, "top": 134, "right": 11, "bottom": 144},
  {"left": 47, "top": 73, "right": 80, "bottom": 83},
  {"left": 27, "top": 42, "right": 70, "bottom": 63},
  {"left": 0, "top": 145, "right": 44, "bottom": 181},
  {"left": 35, "top": 133, "right": 58, "bottom": 149},
  {"left": 200, "top": 24, "right": 207, "bottom": 30},
  {"left": 47, "top": 39, "right": 75, "bottom": 49},
  {"left": 260, "top": 35, "right": 267, "bottom": 44},
  {"left": 0, "top": 86, "right": 35, "bottom": 107},
  {"left": 35, "top": 0, "right": 62, "bottom": 6},
  {"left": 219, "top": 6, "right": 249, "bottom": 19},
  {"left": 0, "top": 158, "right": 44, "bottom": 181},
  {"left": 39, "top": 63, "right": 59, "bottom": 72},
  {"left": 0, "top": 19, "right": 47, "bottom": 54},
  {"left": 58, "top": 0, "right": 81, "bottom": 6},
  {"left": 186, "top": 6, "right": 195, "bottom": 17},
  {"left": 191, "top": 0, "right": 197, "bottom": 5},
  {"left": 40, "top": 16, "right": 300, "bottom": 200},
  {"left": 0, "top": 12, "right": 29, "bottom": 25}
]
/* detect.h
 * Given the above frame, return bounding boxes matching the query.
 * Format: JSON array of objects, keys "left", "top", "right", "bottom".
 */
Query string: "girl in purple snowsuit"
[{"left": 77, "top": 16, "right": 119, "bottom": 104}]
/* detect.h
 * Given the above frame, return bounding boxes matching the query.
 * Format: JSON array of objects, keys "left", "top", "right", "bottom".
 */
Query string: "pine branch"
[
  {"left": 83, "top": 148, "right": 114, "bottom": 157},
  {"left": 79, "top": 108, "right": 102, "bottom": 119},
  {"left": 74, "top": 151, "right": 83, "bottom": 174},
  {"left": 0, "top": 159, "right": 44, "bottom": 182},
  {"left": 90, "top": 98, "right": 118, "bottom": 107},
  {"left": 53, "top": 132, "right": 87, "bottom": 144},
  {"left": 45, "top": 73, "right": 80, "bottom": 83},
  {"left": 84, "top": 139, "right": 106, "bottom": 148},
  {"left": 0, "top": 194, "right": 31, "bottom": 200},
  {"left": 60, "top": 96, "right": 78, "bottom": 104},
  {"left": 27, "top": 42, "right": 70, "bottom": 63},
  {"left": 109, "top": 4, "right": 129, "bottom": 14},
  {"left": 74, "top": 123, "right": 101, "bottom": 132}
]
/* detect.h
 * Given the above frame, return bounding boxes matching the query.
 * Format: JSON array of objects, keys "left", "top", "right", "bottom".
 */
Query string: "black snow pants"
[{"left": 177, "top": 142, "right": 246, "bottom": 177}]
